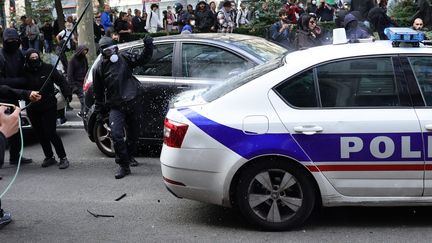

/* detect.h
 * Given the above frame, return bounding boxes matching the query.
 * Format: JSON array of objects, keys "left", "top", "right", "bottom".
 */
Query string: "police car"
[{"left": 160, "top": 40, "right": 432, "bottom": 230}]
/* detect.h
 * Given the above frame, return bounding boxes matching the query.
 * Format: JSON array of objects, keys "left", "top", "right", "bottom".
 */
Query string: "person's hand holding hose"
[{"left": 0, "top": 106, "right": 20, "bottom": 138}]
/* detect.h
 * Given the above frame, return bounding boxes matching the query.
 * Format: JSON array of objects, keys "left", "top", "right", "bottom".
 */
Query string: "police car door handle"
[
  {"left": 425, "top": 124, "right": 432, "bottom": 131},
  {"left": 293, "top": 125, "right": 323, "bottom": 135}
]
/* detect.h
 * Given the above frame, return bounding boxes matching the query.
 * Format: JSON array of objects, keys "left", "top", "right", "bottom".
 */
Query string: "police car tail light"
[{"left": 164, "top": 118, "right": 188, "bottom": 148}]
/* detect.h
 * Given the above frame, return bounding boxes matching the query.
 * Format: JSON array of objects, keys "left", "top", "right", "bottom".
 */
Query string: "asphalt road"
[{"left": 2, "top": 113, "right": 432, "bottom": 241}]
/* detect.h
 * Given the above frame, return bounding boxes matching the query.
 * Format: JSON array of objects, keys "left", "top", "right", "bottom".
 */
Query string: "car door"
[
  {"left": 270, "top": 56, "right": 424, "bottom": 197},
  {"left": 131, "top": 42, "right": 178, "bottom": 139},
  {"left": 403, "top": 55, "right": 432, "bottom": 196},
  {"left": 175, "top": 43, "right": 256, "bottom": 91}
]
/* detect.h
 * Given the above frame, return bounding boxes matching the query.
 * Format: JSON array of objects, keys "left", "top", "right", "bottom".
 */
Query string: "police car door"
[
  {"left": 271, "top": 56, "right": 423, "bottom": 197},
  {"left": 403, "top": 55, "right": 432, "bottom": 196}
]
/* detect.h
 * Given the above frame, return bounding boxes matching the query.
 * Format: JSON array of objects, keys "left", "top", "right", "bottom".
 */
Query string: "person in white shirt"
[
  {"left": 146, "top": 4, "right": 163, "bottom": 33},
  {"left": 236, "top": 3, "right": 249, "bottom": 28}
]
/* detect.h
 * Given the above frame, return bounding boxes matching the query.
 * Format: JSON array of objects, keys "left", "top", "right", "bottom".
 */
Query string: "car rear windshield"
[
  {"left": 202, "top": 58, "right": 282, "bottom": 102},
  {"left": 231, "top": 38, "right": 288, "bottom": 62}
]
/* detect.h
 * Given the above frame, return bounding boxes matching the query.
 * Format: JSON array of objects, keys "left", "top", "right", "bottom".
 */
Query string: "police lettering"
[{"left": 341, "top": 136, "right": 422, "bottom": 159}]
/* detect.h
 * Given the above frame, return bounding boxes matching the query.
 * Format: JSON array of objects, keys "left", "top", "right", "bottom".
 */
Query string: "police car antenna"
[{"left": 22, "top": 1, "right": 91, "bottom": 111}]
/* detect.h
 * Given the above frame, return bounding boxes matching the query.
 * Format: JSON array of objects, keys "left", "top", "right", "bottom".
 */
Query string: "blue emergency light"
[{"left": 384, "top": 27, "right": 425, "bottom": 47}]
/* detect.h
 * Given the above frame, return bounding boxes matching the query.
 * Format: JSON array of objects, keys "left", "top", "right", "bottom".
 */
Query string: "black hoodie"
[
  {"left": 194, "top": 1, "right": 214, "bottom": 32},
  {"left": 67, "top": 45, "right": 89, "bottom": 85}
]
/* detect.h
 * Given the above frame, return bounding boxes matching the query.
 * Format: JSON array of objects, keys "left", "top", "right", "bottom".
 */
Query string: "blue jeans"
[
  {"left": 44, "top": 39, "right": 53, "bottom": 53},
  {"left": 29, "top": 38, "right": 40, "bottom": 51},
  {"left": 109, "top": 97, "right": 143, "bottom": 166}
]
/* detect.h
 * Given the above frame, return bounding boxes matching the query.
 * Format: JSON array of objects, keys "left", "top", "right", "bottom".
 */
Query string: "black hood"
[
  {"left": 3, "top": 28, "right": 20, "bottom": 42},
  {"left": 196, "top": 1, "right": 209, "bottom": 11}
]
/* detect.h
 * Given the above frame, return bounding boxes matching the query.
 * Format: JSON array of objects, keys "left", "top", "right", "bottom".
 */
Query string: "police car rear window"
[{"left": 202, "top": 59, "right": 282, "bottom": 102}]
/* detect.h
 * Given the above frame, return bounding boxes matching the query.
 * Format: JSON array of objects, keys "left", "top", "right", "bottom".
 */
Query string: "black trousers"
[
  {"left": 27, "top": 107, "right": 66, "bottom": 159},
  {"left": 8, "top": 132, "right": 22, "bottom": 162},
  {"left": 71, "top": 83, "right": 84, "bottom": 114},
  {"left": 109, "top": 97, "right": 143, "bottom": 166}
]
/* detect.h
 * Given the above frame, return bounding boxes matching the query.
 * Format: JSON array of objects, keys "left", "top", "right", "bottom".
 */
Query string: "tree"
[
  {"left": 55, "top": 0, "right": 65, "bottom": 30},
  {"left": 77, "top": 0, "right": 96, "bottom": 61}
]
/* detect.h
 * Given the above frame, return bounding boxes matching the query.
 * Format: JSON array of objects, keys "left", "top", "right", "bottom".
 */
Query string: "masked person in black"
[
  {"left": 67, "top": 45, "right": 89, "bottom": 117},
  {"left": 93, "top": 35, "right": 153, "bottom": 179},
  {"left": 23, "top": 49, "right": 72, "bottom": 169},
  {"left": 0, "top": 28, "right": 34, "bottom": 165}
]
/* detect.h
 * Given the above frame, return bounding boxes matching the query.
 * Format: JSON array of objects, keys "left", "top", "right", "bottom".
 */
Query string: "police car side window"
[
  {"left": 275, "top": 70, "right": 318, "bottom": 108},
  {"left": 182, "top": 44, "right": 253, "bottom": 79},
  {"left": 408, "top": 57, "right": 432, "bottom": 106},
  {"left": 132, "top": 44, "right": 174, "bottom": 76},
  {"left": 317, "top": 57, "right": 401, "bottom": 107}
]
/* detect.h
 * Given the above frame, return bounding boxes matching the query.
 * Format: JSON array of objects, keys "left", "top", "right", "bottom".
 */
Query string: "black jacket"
[
  {"left": 0, "top": 84, "right": 30, "bottom": 101},
  {"left": 24, "top": 62, "right": 71, "bottom": 112},
  {"left": 195, "top": 2, "right": 214, "bottom": 32},
  {"left": 0, "top": 29, "right": 29, "bottom": 104},
  {"left": 93, "top": 41, "right": 153, "bottom": 110},
  {"left": 67, "top": 45, "right": 88, "bottom": 85}
]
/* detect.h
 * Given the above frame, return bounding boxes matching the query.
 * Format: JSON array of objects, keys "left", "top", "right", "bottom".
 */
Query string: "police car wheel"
[
  {"left": 236, "top": 160, "right": 315, "bottom": 231},
  {"left": 93, "top": 118, "right": 116, "bottom": 157}
]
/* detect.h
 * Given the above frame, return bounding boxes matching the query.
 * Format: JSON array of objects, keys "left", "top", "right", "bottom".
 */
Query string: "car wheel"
[
  {"left": 236, "top": 159, "right": 316, "bottom": 231},
  {"left": 93, "top": 117, "right": 115, "bottom": 157}
]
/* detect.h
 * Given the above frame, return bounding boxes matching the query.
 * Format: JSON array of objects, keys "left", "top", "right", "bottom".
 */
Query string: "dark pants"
[
  {"left": 71, "top": 83, "right": 84, "bottom": 114},
  {"left": 109, "top": 98, "right": 143, "bottom": 166},
  {"left": 8, "top": 132, "right": 22, "bottom": 162},
  {"left": 27, "top": 107, "right": 66, "bottom": 159}
]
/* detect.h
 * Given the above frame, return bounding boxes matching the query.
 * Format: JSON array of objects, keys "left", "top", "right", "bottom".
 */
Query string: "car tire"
[
  {"left": 235, "top": 159, "right": 316, "bottom": 231},
  {"left": 93, "top": 117, "right": 116, "bottom": 157}
]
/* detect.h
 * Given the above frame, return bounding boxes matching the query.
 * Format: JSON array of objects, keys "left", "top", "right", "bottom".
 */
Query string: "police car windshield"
[
  {"left": 230, "top": 38, "right": 288, "bottom": 62},
  {"left": 202, "top": 58, "right": 282, "bottom": 102}
]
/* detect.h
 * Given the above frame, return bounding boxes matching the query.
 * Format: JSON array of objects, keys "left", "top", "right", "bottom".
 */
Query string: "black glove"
[{"left": 143, "top": 34, "right": 153, "bottom": 46}]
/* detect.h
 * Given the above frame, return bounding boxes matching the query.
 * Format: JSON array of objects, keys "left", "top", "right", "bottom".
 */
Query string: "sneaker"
[
  {"left": 129, "top": 158, "right": 139, "bottom": 167},
  {"left": 0, "top": 211, "right": 12, "bottom": 226},
  {"left": 41, "top": 157, "right": 57, "bottom": 168},
  {"left": 10, "top": 157, "right": 33, "bottom": 165},
  {"left": 115, "top": 166, "right": 131, "bottom": 179},
  {"left": 76, "top": 112, "right": 83, "bottom": 118},
  {"left": 58, "top": 157, "right": 70, "bottom": 169}
]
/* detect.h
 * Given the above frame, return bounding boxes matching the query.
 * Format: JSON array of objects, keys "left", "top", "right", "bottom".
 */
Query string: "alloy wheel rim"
[
  {"left": 96, "top": 121, "right": 114, "bottom": 154},
  {"left": 247, "top": 169, "right": 303, "bottom": 223}
]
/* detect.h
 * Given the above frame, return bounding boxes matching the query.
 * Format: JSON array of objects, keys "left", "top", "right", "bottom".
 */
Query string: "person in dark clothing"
[
  {"left": 367, "top": 7, "right": 397, "bottom": 40},
  {"left": 294, "top": 14, "right": 322, "bottom": 49},
  {"left": 40, "top": 21, "right": 54, "bottom": 53},
  {"left": 67, "top": 45, "right": 88, "bottom": 117},
  {"left": 344, "top": 13, "right": 371, "bottom": 42},
  {"left": 316, "top": 0, "right": 334, "bottom": 22},
  {"left": 114, "top": 12, "right": 131, "bottom": 43},
  {"left": 132, "top": 9, "right": 145, "bottom": 32},
  {"left": 350, "top": 0, "right": 374, "bottom": 21},
  {"left": 0, "top": 105, "right": 21, "bottom": 226},
  {"left": 195, "top": 1, "right": 214, "bottom": 33},
  {"left": 23, "top": 49, "right": 72, "bottom": 169},
  {"left": 18, "top": 16, "right": 29, "bottom": 51},
  {"left": 93, "top": 35, "right": 154, "bottom": 179},
  {"left": 270, "top": 9, "right": 292, "bottom": 49},
  {"left": 174, "top": 3, "right": 191, "bottom": 33},
  {"left": 94, "top": 16, "right": 105, "bottom": 45},
  {"left": 306, "top": 0, "right": 318, "bottom": 14},
  {"left": 0, "top": 28, "right": 34, "bottom": 165}
]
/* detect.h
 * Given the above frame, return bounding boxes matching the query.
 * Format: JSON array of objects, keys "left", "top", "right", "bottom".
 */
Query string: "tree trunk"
[
  {"left": 54, "top": 0, "right": 65, "bottom": 30},
  {"left": 77, "top": 0, "right": 96, "bottom": 61},
  {"left": 24, "top": 0, "right": 32, "bottom": 17}
]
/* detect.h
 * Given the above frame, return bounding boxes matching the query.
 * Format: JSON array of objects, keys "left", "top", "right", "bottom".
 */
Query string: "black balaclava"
[
  {"left": 2, "top": 28, "right": 21, "bottom": 53},
  {"left": 25, "top": 48, "right": 43, "bottom": 72}
]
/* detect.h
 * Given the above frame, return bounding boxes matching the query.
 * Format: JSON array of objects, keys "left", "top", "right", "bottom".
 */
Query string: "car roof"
[
  {"left": 284, "top": 41, "right": 432, "bottom": 68},
  {"left": 117, "top": 33, "right": 270, "bottom": 49}
]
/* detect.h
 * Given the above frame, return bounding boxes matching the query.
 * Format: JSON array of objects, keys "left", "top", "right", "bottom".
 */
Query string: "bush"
[{"left": 390, "top": 0, "right": 417, "bottom": 27}]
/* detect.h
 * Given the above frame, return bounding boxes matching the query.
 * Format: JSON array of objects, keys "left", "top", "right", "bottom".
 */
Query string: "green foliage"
[
  {"left": 32, "top": 0, "right": 54, "bottom": 23},
  {"left": 390, "top": 0, "right": 417, "bottom": 27}
]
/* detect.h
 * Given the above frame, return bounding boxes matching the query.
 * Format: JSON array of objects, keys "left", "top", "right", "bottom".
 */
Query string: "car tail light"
[
  {"left": 164, "top": 118, "right": 188, "bottom": 148},
  {"left": 83, "top": 71, "right": 92, "bottom": 92}
]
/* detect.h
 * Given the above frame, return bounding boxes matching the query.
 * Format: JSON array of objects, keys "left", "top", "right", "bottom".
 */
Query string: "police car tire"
[
  {"left": 93, "top": 118, "right": 116, "bottom": 157},
  {"left": 235, "top": 160, "right": 315, "bottom": 231}
]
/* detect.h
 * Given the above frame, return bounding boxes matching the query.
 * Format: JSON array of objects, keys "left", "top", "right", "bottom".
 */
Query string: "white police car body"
[{"left": 160, "top": 41, "right": 432, "bottom": 230}]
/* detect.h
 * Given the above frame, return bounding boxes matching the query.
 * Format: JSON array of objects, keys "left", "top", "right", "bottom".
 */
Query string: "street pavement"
[{"left": 2, "top": 108, "right": 432, "bottom": 242}]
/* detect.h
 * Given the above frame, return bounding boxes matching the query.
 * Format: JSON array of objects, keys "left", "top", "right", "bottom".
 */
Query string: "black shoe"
[
  {"left": 41, "top": 157, "right": 57, "bottom": 168},
  {"left": 0, "top": 211, "right": 12, "bottom": 226},
  {"left": 129, "top": 158, "right": 139, "bottom": 167},
  {"left": 10, "top": 157, "right": 33, "bottom": 165},
  {"left": 115, "top": 166, "right": 131, "bottom": 179},
  {"left": 58, "top": 157, "right": 69, "bottom": 169}
]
